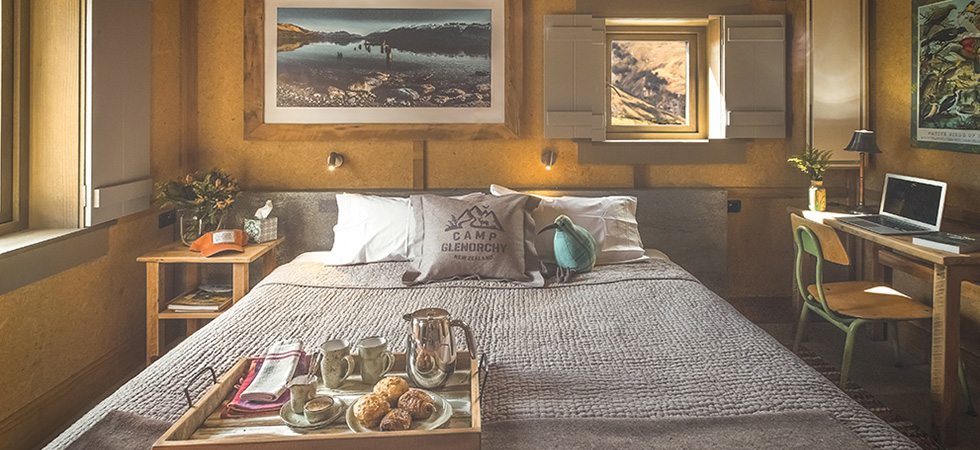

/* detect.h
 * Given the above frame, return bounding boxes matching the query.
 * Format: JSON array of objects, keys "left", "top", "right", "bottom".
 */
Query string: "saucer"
[{"left": 279, "top": 397, "right": 346, "bottom": 430}]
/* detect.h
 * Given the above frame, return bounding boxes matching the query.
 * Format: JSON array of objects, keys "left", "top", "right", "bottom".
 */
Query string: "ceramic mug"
[
  {"left": 356, "top": 336, "right": 395, "bottom": 385},
  {"left": 319, "top": 339, "right": 357, "bottom": 389},
  {"left": 287, "top": 374, "right": 318, "bottom": 412}
]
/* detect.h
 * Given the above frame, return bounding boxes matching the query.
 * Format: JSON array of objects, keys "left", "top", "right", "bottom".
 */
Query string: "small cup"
[
  {"left": 303, "top": 395, "right": 336, "bottom": 423},
  {"left": 356, "top": 336, "right": 395, "bottom": 385},
  {"left": 320, "top": 339, "right": 357, "bottom": 389},
  {"left": 287, "top": 374, "right": 318, "bottom": 413}
]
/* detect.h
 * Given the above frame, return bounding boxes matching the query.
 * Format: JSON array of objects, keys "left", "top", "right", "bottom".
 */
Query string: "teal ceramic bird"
[{"left": 539, "top": 215, "right": 597, "bottom": 282}]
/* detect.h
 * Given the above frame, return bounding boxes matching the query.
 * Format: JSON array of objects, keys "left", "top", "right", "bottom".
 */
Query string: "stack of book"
[
  {"left": 912, "top": 232, "right": 980, "bottom": 254},
  {"left": 167, "top": 286, "right": 232, "bottom": 312}
]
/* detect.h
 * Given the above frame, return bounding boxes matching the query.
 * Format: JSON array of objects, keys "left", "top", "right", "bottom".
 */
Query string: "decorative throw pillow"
[
  {"left": 403, "top": 194, "right": 544, "bottom": 286},
  {"left": 490, "top": 185, "right": 647, "bottom": 265},
  {"left": 320, "top": 193, "right": 416, "bottom": 265}
]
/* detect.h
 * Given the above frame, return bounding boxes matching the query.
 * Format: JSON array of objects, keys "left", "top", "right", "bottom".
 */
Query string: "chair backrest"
[
  {"left": 790, "top": 213, "right": 850, "bottom": 319},
  {"left": 790, "top": 214, "right": 850, "bottom": 266}
]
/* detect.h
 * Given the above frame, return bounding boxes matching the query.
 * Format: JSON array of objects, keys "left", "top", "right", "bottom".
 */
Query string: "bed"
[{"left": 45, "top": 190, "right": 917, "bottom": 449}]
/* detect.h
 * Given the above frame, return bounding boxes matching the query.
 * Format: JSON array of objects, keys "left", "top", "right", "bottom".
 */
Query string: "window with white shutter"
[
  {"left": 713, "top": 15, "right": 787, "bottom": 139},
  {"left": 84, "top": 0, "right": 153, "bottom": 226},
  {"left": 543, "top": 15, "right": 606, "bottom": 141},
  {"left": 544, "top": 14, "right": 786, "bottom": 143}
]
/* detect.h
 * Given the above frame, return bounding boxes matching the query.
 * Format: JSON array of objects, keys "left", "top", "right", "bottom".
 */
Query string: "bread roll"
[
  {"left": 397, "top": 389, "right": 435, "bottom": 420},
  {"left": 353, "top": 393, "right": 391, "bottom": 428},
  {"left": 379, "top": 408, "right": 413, "bottom": 431},
  {"left": 373, "top": 376, "right": 410, "bottom": 405}
]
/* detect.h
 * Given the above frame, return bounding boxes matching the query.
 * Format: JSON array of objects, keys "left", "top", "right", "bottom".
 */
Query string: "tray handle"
[
  {"left": 478, "top": 353, "right": 489, "bottom": 393},
  {"left": 183, "top": 366, "right": 218, "bottom": 409}
]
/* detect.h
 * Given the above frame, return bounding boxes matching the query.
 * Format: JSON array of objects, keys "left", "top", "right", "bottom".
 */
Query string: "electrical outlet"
[
  {"left": 727, "top": 200, "right": 742, "bottom": 214},
  {"left": 159, "top": 210, "right": 176, "bottom": 229}
]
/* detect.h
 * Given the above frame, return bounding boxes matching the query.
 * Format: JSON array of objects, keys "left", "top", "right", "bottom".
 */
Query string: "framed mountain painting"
[
  {"left": 912, "top": 0, "right": 980, "bottom": 154},
  {"left": 244, "top": 0, "right": 523, "bottom": 141}
]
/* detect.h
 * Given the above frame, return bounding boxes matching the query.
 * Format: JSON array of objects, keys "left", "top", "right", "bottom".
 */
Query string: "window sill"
[
  {"left": 601, "top": 139, "right": 712, "bottom": 144},
  {"left": 0, "top": 226, "right": 109, "bottom": 295},
  {"left": 0, "top": 228, "right": 85, "bottom": 256},
  {"left": 578, "top": 139, "right": 749, "bottom": 165}
]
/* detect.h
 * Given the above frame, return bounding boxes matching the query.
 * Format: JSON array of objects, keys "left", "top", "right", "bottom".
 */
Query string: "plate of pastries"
[{"left": 346, "top": 376, "right": 452, "bottom": 433}]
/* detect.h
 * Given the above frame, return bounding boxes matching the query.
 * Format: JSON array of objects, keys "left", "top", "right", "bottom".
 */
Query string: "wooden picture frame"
[
  {"left": 243, "top": 0, "right": 523, "bottom": 141},
  {"left": 911, "top": 0, "right": 980, "bottom": 154}
]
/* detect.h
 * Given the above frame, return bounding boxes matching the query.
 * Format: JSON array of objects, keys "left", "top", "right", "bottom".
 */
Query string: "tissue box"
[{"left": 244, "top": 217, "right": 278, "bottom": 243}]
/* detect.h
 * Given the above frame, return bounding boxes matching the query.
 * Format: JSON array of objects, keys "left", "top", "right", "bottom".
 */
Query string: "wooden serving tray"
[{"left": 154, "top": 352, "right": 481, "bottom": 450}]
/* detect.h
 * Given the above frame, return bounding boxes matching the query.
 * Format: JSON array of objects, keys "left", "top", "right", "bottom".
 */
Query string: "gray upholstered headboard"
[{"left": 231, "top": 189, "right": 728, "bottom": 295}]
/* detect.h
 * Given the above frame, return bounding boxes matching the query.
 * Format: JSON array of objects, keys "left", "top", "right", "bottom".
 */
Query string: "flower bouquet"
[{"left": 155, "top": 169, "right": 241, "bottom": 245}]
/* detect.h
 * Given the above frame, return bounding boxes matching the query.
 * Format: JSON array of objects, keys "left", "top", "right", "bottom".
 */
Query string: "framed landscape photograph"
[
  {"left": 912, "top": 0, "right": 980, "bottom": 154},
  {"left": 244, "top": 0, "right": 522, "bottom": 141}
]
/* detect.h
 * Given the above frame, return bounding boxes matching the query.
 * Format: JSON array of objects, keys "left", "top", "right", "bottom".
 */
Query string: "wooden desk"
[
  {"left": 822, "top": 219, "right": 980, "bottom": 445},
  {"left": 137, "top": 238, "right": 283, "bottom": 365}
]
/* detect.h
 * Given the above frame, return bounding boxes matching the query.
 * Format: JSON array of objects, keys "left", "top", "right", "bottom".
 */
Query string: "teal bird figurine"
[{"left": 539, "top": 215, "right": 597, "bottom": 282}]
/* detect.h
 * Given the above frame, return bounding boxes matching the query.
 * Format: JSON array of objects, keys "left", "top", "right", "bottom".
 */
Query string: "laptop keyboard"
[{"left": 859, "top": 215, "right": 928, "bottom": 232}]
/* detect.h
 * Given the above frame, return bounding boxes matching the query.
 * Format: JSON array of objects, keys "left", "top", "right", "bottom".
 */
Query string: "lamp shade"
[{"left": 844, "top": 130, "right": 881, "bottom": 154}]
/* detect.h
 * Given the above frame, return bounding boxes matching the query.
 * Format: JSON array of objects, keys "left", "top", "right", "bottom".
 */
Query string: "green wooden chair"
[{"left": 790, "top": 214, "right": 975, "bottom": 415}]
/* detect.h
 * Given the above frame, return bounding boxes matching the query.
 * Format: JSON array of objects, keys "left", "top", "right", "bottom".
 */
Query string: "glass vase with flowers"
[{"left": 154, "top": 169, "right": 241, "bottom": 246}]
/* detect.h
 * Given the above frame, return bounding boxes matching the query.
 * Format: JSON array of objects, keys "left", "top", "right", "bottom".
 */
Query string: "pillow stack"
[
  {"left": 490, "top": 185, "right": 647, "bottom": 266},
  {"left": 309, "top": 187, "right": 648, "bottom": 285}
]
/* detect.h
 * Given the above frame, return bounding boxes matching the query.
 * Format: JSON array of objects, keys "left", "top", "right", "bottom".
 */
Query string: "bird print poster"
[{"left": 913, "top": 0, "right": 980, "bottom": 154}]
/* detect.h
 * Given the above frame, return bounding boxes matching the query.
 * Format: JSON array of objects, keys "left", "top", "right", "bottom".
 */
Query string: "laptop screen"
[{"left": 882, "top": 176, "right": 944, "bottom": 226}]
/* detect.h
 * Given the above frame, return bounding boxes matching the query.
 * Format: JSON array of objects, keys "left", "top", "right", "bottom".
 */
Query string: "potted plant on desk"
[
  {"left": 787, "top": 146, "right": 833, "bottom": 212},
  {"left": 155, "top": 169, "right": 241, "bottom": 245}
]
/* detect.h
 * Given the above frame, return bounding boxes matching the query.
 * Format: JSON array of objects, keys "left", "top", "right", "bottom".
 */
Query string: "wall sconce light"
[
  {"left": 541, "top": 150, "right": 557, "bottom": 171},
  {"left": 327, "top": 152, "right": 345, "bottom": 171}
]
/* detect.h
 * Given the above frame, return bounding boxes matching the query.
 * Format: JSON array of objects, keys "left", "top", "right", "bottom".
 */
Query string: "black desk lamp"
[{"left": 844, "top": 130, "right": 881, "bottom": 214}]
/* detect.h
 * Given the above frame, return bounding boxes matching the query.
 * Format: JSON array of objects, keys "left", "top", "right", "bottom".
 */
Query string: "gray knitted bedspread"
[{"left": 46, "top": 259, "right": 916, "bottom": 449}]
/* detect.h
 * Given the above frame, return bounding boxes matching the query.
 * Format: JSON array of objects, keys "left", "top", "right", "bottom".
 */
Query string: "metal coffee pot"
[{"left": 403, "top": 308, "right": 477, "bottom": 389}]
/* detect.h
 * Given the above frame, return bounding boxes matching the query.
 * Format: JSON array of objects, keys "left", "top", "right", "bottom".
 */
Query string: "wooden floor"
[
  {"left": 731, "top": 297, "right": 980, "bottom": 450},
  {"left": 726, "top": 296, "right": 799, "bottom": 323}
]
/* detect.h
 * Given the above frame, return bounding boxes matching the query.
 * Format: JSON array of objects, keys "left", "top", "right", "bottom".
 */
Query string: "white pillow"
[
  {"left": 318, "top": 193, "right": 416, "bottom": 265},
  {"left": 490, "top": 185, "right": 647, "bottom": 265}
]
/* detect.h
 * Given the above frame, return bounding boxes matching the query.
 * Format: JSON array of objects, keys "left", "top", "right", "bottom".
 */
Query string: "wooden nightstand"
[{"left": 138, "top": 238, "right": 283, "bottom": 364}]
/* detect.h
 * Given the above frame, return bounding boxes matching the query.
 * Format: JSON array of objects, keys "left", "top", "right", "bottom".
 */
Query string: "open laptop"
[{"left": 837, "top": 174, "right": 947, "bottom": 235}]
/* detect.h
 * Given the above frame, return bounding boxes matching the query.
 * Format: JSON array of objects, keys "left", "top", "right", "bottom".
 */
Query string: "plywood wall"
[
  {"left": 870, "top": 0, "right": 980, "bottom": 361},
  {"left": 1, "top": 1, "right": 858, "bottom": 445},
  {"left": 870, "top": 0, "right": 980, "bottom": 213},
  {"left": 194, "top": 0, "right": 633, "bottom": 190},
  {"left": 192, "top": 0, "right": 815, "bottom": 191},
  {"left": 0, "top": 2, "right": 186, "bottom": 448},
  {"left": 189, "top": 0, "right": 828, "bottom": 299}
]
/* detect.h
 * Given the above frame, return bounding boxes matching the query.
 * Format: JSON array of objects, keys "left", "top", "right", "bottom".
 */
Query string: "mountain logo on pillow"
[
  {"left": 444, "top": 205, "right": 504, "bottom": 232},
  {"left": 440, "top": 204, "right": 508, "bottom": 259}
]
